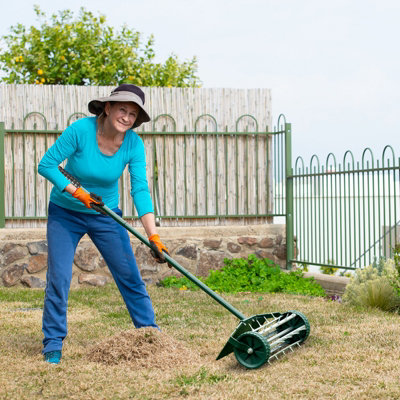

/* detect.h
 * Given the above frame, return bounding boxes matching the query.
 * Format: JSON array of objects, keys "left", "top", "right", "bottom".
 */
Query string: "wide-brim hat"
[{"left": 88, "top": 84, "right": 151, "bottom": 128}]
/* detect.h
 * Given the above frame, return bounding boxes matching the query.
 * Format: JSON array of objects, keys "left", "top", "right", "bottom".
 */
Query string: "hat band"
[{"left": 109, "top": 91, "right": 144, "bottom": 106}]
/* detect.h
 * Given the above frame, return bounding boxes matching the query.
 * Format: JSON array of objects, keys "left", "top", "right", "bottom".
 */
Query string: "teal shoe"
[{"left": 44, "top": 350, "right": 62, "bottom": 364}]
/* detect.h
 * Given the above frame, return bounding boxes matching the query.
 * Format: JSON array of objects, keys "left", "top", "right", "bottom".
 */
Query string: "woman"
[{"left": 38, "top": 84, "right": 168, "bottom": 364}]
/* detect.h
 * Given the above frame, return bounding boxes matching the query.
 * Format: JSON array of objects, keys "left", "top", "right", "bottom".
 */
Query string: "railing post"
[
  {"left": 285, "top": 123, "right": 294, "bottom": 269},
  {"left": 0, "top": 122, "right": 5, "bottom": 228}
]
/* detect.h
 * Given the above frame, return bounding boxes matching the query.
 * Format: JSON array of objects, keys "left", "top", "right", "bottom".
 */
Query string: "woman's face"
[{"left": 104, "top": 102, "right": 140, "bottom": 133}]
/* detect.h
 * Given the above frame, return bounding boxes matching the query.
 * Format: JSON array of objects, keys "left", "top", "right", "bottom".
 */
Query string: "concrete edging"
[{"left": 303, "top": 272, "right": 350, "bottom": 295}]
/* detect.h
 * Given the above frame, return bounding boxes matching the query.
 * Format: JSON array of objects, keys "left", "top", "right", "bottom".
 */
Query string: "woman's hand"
[
  {"left": 140, "top": 213, "right": 169, "bottom": 264},
  {"left": 148, "top": 234, "right": 169, "bottom": 263},
  {"left": 72, "top": 188, "right": 104, "bottom": 210}
]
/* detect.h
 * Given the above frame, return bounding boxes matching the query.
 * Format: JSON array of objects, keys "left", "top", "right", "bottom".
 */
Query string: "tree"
[{"left": 0, "top": 6, "right": 201, "bottom": 87}]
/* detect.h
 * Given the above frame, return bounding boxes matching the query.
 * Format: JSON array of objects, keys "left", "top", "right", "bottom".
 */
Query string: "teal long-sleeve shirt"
[{"left": 38, "top": 117, "right": 154, "bottom": 216}]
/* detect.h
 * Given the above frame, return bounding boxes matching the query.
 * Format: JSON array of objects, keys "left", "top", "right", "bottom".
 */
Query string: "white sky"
[{"left": 1, "top": 0, "right": 399, "bottom": 162}]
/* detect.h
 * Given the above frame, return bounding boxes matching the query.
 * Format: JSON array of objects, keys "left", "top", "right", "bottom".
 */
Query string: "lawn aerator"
[{"left": 59, "top": 166, "right": 310, "bottom": 369}]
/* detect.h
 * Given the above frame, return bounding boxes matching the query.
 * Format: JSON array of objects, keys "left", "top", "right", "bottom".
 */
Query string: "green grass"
[{"left": 0, "top": 287, "right": 45, "bottom": 307}]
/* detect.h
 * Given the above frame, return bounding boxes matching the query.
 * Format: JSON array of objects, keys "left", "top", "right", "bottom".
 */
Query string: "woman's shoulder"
[
  {"left": 124, "top": 130, "right": 145, "bottom": 161},
  {"left": 68, "top": 116, "right": 97, "bottom": 130},
  {"left": 62, "top": 117, "right": 97, "bottom": 139}
]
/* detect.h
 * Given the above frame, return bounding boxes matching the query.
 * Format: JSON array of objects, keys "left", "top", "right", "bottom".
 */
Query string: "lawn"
[{"left": 0, "top": 284, "right": 399, "bottom": 399}]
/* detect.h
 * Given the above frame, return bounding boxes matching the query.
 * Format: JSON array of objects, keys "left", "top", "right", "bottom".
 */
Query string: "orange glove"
[
  {"left": 72, "top": 188, "right": 104, "bottom": 211},
  {"left": 149, "top": 234, "right": 169, "bottom": 263}
]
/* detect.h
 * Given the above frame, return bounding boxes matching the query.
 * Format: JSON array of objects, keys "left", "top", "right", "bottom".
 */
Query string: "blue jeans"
[{"left": 42, "top": 202, "right": 158, "bottom": 354}]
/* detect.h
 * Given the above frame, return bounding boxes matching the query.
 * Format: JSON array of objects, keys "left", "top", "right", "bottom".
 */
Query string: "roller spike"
[{"left": 256, "top": 313, "right": 297, "bottom": 335}]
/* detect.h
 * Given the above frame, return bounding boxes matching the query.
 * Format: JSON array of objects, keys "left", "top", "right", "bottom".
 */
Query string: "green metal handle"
[
  {"left": 58, "top": 165, "right": 246, "bottom": 320},
  {"left": 99, "top": 204, "right": 247, "bottom": 321}
]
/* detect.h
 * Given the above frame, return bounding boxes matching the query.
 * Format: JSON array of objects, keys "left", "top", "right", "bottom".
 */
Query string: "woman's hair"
[
  {"left": 96, "top": 102, "right": 115, "bottom": 134},
  {"left": 97, "top": 110, "right": 106, "bottom": 134}
]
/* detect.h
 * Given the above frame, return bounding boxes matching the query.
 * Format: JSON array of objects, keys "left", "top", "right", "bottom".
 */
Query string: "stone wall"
[{"left": 0, "top": 225, "right": 287, "bottom": 289}]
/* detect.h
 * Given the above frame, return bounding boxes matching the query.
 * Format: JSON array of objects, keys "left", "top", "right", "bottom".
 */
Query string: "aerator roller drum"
[
  {"left": 217, "top": 310, "right": 310, "bottom": 369},
  {"left": 58, "top": 166, "right": 311, "bottom": 369}
]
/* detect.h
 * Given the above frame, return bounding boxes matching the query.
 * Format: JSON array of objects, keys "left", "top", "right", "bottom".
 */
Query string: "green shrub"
[
  {"left": 343, "top": 259, "right": 400, "bottom": 312},
  {"left": 320, "top": 265, "right": 338, "bottom": 275},
  {"left": 320, "top": 260, "right": 338, "bottom": 275},
  {"left": 339, "top": 270, "right": 352, "bottom": 278},
  {"left": 393, "top": 244, "right": 400, "bottom": 275},
  {"left": 161, "top": 255, "right": 326, "bottom": 297},
  {"left": 299, "top": 263, "right": 309, "bottom": 272},
  {"left": 159, "top": 275, "right": 202, "bottom": 291}
]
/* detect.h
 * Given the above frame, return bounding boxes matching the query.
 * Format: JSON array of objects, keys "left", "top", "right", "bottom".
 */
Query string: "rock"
[
  {"left": 27, "top": 240, "right": 48, "bottom": 255},
  {"left": 2, "top": 245, "right": 28, "bottom": 266},
  {"left": 197, "top": 250, "right": 226, "bottom": 276},
  {"left": 259, "top": 237, "right": 274, "bottom": 248},
  {"left": 227, "top": 242, "right": 241, "bottom": 253},
  {"left": 275, "top": 234, "right": 283, "bottom": 245},
  {"left": 203, "top": 239, "right": 222, "bottom": 250},
  {"left": 2, "top": 243, "right": 18, "bottom": 254},
  {"left": 255, "top": 250, "right": 275, "bottom": 260},
  {"left": 78, "top": 273, "right": 108, "bottom": 287},
  {"left": 157, "top": 269, "right": 180, "bottom": 283},
  {"left": 140, "top": 265, "right": 160, "bottom": 276},
  {"left": 176, "top": 244, "right": 198, "bottom": 260},
  {"left": 135, "top": 244, "right": 160, "bottom": 268},
  {"left": 2, "top": 264, "right": 26, "bottom": 286},
  {"left": 26, "top": 254, "right": 47, "bottom": 274},
  {"left": 238, "top": 237, "right": 258, "bottom": 246},
  {"left": 169, "top": 253, "right": 197, "bottom": 275},
  {"left": 74, "top": 243, "right": 100, "bottom": 272},
  {"left": 98, "top": 256, "right": 107, "bottom": 268},
  {"left": 274, "top": 244, "right": 286, "bottom": 260},
  {"left": 21, "top": 275, "right": 46, "bottom": 289}
]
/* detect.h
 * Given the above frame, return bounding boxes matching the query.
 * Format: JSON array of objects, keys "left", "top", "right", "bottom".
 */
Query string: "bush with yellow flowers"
[{"left": 0, "top": 6, "right": 200, "bottom": 87}]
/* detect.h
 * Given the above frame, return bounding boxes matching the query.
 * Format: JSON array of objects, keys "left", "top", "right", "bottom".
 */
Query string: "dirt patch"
[{"left": 87, "top": 327, "right": 200, "bottom": 369}]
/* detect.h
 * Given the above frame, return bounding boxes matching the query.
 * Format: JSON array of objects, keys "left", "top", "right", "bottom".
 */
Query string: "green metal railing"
[
  {"left": 288, "top": 146, "right": 400, "bottom": 270},
  {"left": 0, "top": 113, "right": 287, "bottom": 227},
  {"left": 3, "top": 111, "right": 397, "bottom": 271}
]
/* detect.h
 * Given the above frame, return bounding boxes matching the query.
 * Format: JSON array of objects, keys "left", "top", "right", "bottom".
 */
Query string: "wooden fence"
[
  {"left": 0, "top": 85, "right": 280, "bottom": 228},
  {"left": 2, "top": 121, "right": 286, "bottom": 228},
  {"left": 0, "top": 85, "right": 272, "bottom": 132}
]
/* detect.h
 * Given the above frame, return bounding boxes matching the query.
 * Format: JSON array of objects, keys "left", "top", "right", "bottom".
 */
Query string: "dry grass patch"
[
  {"left": 88, "top": 327, "right": 200, "bottom": 369},
  {"left": 0, "top": 285, "right": 400, "bottom": 399}
]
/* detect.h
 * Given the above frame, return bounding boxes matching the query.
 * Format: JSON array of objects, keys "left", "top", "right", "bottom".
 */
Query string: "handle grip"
[{"left": 58, "top": 166, "right": 81, "bottom": 188}]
